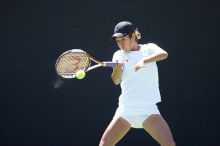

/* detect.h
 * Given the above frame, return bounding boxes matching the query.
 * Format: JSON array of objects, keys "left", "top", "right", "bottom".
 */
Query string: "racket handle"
[{"left": 105, "top": 62, "right": 117, "bottom": 68}]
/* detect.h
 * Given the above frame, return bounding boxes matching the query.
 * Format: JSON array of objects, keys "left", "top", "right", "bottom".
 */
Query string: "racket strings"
[
  {"left": 56, "top": 52, "right": 90, "bottom": 77},
  {"left": 75, "top": 52, "right": 90, "bottom": 70}
]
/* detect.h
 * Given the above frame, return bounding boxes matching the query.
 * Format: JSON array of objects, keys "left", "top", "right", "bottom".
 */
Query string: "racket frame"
[{"left": 55, "top": 49, "right": 116, "bottom": 79}]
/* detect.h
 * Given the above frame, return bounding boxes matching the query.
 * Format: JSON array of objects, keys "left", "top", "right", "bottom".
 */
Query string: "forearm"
[
  {"left": 143, "top": 51, "right": 168, "bottom": 64},
  {"left": 133, "top": 51, "right": 168, "bottom": 72},
  {"left": 111, "top": 63, "right": 123, "bottom": 85}
]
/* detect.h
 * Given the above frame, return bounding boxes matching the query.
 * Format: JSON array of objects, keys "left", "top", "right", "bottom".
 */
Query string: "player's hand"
[
  {"left": 116, "top": 63, "right": 124, "bottom": 70},
  {"left": 133, "top": 60, "right": 145, "bottom": 72}
]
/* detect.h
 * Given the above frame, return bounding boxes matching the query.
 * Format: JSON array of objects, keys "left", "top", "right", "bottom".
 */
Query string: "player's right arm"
[{"left": 111, "top": 63, "right": 123, "bottom": 85}]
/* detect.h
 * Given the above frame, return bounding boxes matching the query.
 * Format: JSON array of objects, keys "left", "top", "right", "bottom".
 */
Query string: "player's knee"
[
  {"left": 99, "top": 140, "right": 114, "bottom": 146},
  {"left": 99, "top": 143, "right": 114, "bottom": 146},
  {"left": 162, "top": 140, "right": 176, "bottom": 146},
  {"left": 169, "top": 141, "right": 176, "bottom": 146}
]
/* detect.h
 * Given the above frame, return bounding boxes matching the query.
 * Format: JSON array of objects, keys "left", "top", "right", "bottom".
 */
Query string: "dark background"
[{"left": 1, "top": 0, "right": 219, "bottom": 145}]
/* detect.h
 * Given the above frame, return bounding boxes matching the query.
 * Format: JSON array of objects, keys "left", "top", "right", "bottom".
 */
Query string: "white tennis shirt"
[{"left": 112, "top": 43, "right": 162, "bottom": 116}]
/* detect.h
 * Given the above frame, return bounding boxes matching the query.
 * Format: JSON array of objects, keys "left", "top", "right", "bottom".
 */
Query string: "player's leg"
[
  {"left": 99, "top": 117, "right": 131, "bottom": 146},
  {"left": 142, "top": 114, "right": 175, "bottom": 146}
]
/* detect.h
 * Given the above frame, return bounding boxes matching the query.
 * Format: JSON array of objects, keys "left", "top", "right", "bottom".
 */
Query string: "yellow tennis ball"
[{"left": 75, "top": 70, "right": 86, "bottom": 79}]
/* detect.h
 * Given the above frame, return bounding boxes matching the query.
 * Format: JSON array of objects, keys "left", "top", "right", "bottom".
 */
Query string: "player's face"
[{"left": 115, "top": 34, "right": 136, "bottom": 52}]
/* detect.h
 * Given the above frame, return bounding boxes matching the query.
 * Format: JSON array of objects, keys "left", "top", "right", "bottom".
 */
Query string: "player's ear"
[
  {"left": 132, "top": 32, "right": 136, "bottom": 39},
  {"left": 135, "top": 29, "right": 141, "bottom": 40}
]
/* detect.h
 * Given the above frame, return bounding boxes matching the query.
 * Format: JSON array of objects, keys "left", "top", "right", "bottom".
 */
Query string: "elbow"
[
  {"left": 162, "top": 51, "right": 168, "bottom": 60},
  {"left": 113, "top": 81, "right": 120, "bottom": 85},
  {"left": 111, "top": 76, "right": 121, "bottom": 85},
  {"left": 114, "top": 81, "right": 121, "bottom": 85}
]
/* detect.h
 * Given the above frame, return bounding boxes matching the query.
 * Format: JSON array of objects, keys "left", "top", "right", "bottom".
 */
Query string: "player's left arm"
[{"left": 133, "top": 44, "right": 168, "bottom": 72}]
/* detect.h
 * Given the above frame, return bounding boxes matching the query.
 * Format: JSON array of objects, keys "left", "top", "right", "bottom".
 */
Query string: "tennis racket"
[{"left": 55, "top": 49, "right": 117, "bottom": 79}]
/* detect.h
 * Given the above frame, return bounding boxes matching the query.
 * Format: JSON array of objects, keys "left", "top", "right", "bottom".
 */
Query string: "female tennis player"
[{"left": 99, "top": 21, "right": 175, "bottom": 146}]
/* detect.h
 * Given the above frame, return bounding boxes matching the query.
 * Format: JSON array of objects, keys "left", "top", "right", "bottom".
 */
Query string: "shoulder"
[
  {"left": 140, "top": 43, "right": 163, "bottom": 55},
  {"left": 141, "top": 43, "right": 163, "bottom": 51},
  {"left": 140, "top": 43, "right": 160, "bottom": 49},
  {"left": 113, "top": 50, "right": 123, "bottom": 54},
  {"left": 112, "top": 50, "right": 124, "bottom": 62},
  {"left": 113, "top": 50, "right": 122, "bottom": 57}
]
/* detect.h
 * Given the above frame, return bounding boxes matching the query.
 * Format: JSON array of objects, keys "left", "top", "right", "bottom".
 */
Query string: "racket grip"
[{"left": 105, "top": 62, "right": 117, "bottom": 68}]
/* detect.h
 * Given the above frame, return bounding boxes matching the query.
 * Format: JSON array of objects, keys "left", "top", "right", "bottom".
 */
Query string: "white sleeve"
[
  {"left": 112, "top": 50, "right": 124, "bottom": 63},
  {"left": 147, "top": 43, "right": 165, "bottom": 55},
  {"left": 141, "top": 43, "right": 165, "bottom": 56}
]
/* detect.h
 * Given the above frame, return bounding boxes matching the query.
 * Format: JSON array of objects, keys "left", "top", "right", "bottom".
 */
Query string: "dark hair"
[
  {"left": 127, "top": 29, "right": 141, "bottom": 40},
  {"left": 127, "top": 32, "right": 133, "bottom": 38}
]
